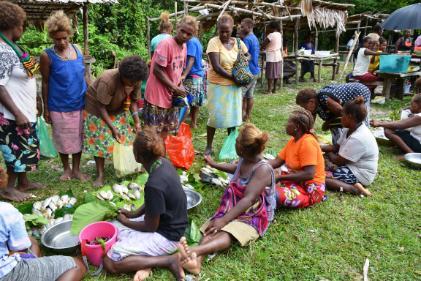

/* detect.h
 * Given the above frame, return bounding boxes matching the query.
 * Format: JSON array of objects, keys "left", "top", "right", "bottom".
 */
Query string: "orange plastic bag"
[{"left": 165, "top": 123, "right": 194, "bottom": 170}]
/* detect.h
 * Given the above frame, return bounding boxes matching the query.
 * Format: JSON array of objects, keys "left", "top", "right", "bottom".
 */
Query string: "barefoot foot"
[
  {"left": 182, "top": 252, "right": 201, "bottom": 275},
  {"left": 59, "top": 169, "right": 72, "bottom": 181},
  {"left": 204, "top": 147, "right": 213, "bottom": 156},
  {"left": 18, "top": 181, "right": 45, "bottom": 192},
  {"left": 93, "top": 176, "right": 105, "bottom": 188},
  {"left": 167, "top": 254, "right": 185, "bottom": 281},
  {"left": 0, "top": 188, "right": 31, "bottom": 202},
  {"left": 71, "top": 171, "right": 90, "bottom": 182},
  {"left": 133, "top": 268, "right": 152, "bottom": 281},
  {"left": 354, "top": 183, "right": 372, "bottom": 196}
]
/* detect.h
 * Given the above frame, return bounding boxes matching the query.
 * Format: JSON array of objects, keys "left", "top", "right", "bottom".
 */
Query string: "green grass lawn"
[{"left": 13, "top": 71, "right": 420, "bottom": 281}]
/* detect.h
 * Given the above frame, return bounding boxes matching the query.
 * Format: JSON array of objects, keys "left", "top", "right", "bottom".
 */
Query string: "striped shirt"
[{"left": 0, "top": 202, "right": 31, "bottom": 278}]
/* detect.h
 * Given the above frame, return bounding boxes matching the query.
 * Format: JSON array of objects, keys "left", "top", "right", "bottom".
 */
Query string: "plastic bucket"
[
  {"left": 79, "top": 221, "right": 118, "bottom": 266},
  {"left": 379, "top": 55, "right": 411, "bottom": 73}
]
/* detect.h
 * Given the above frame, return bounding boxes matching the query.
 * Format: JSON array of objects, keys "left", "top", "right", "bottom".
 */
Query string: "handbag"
[{"left": 232, "top": 38, "right": 254, "bottom": 86}]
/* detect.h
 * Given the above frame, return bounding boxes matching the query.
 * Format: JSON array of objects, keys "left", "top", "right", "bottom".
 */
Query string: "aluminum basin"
[
  {"left": 41, "top": 220, "right": 79, "bottom": 255},
  {"left": 184, "top": 188, "right": 202, "bottom": 210}
]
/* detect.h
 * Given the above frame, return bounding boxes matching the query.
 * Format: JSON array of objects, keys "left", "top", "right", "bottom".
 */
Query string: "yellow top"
[
  {"left": 368, "top": 51, "right": 381, "bottom": 73},
  {"left": 206, "top": 37, "right": 248, "bottom": 86}
]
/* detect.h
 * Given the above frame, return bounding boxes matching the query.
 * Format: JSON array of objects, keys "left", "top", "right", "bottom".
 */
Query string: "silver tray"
[
  {"left": 41, "top": 220, "right": 79, "bottom": 254},
  {"left": 404, "top": 153, "right": 421, "bottom": 169},
  {"left": 184, "top": 188, "right": 202, "bottom": 210}
]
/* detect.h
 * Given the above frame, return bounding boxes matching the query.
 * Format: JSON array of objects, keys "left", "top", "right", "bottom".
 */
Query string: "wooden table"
[
  {"left": 284, "top": 54, "right": 340, "bottom": 86},
  {"left": 377, "top": 71, "right": 421, "bottom": 100}
]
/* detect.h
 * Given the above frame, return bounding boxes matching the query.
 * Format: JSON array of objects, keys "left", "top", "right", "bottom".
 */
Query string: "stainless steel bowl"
[
  {"left": 184, "top": 188, "right": 202, "bottom": 210},
  {"left": 404, "top": 153, "right": 421, "bottom": 169},
  {"left": 41, "top": 220, "right": 79, "bottom": 255}
]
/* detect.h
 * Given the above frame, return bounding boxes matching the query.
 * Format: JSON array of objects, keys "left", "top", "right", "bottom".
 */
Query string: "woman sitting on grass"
[
  {"left": 371, "top": 94, "right": 421, "bottom": 154},
  {"left": 323, "top": 97, "right": 379, "bottom": 196},
  {"left": 103, "top": 128, "right": 188, "bottom": 281},
  {"left": 269, "top": 108, "right": 326, "bottom": 209},
  {"left": 177, "top": 123, "right": 275, "bottom": 275}
]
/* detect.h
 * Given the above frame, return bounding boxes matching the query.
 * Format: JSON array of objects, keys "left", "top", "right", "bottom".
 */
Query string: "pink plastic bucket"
[{"left": 79, "top": 221, "right": 118, "bottom": 266}]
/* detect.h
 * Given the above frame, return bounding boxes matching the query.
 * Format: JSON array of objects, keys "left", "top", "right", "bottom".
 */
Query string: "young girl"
[
  {"left": 103, "top": 128, "right": 188, "bottom": 280},
  {"left": 176, "top": 123, "right": 275, "bottom": 275},
  {"left": 371, "top": 94, "right": 421, "bottom": 154},
  {"left": 323, "top": 97, "right": 379, "bottom": 196},
  {"left": 269, "top": 108, "right": 326, "bottom": 209}
]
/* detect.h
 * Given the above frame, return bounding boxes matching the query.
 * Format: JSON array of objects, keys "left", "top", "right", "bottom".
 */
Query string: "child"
[
  {"left": 368, "top": 37, "right": 387, "bottom": 73},
  {"left": 0, "top": 202, "right": 86, "bottom": 281},
  {"left": 352, "top": 36, "right": 383, "bottom": 82},
  {"left": 323, "top": 97, "right": 379, "bottom": 196},
  {"left": 371, "top": 94, "right": 421, "bottom": 154}
]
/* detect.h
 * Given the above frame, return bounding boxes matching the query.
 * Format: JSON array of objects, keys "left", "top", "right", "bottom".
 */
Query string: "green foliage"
[
  {"left": 71, "top": 201, "right": 117, "bottom": 235},
  {"left": 23, "top": 214, "right": 48, "bottom": 228}
]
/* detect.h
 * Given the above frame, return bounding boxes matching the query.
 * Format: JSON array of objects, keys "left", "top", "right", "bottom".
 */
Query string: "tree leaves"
[{"left": 70, "top": 201, "right": 117, "bottom": 235}]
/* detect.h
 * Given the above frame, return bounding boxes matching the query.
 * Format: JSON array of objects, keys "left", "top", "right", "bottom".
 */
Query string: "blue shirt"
[
  {"left": 0, "top": 202, "right": 31, "bottom": 278},
  {"left": 185, "top": 37, "right": 204, "bottom": 77},
  {"left": 243, "top": 33, "right": 260, "bottom": 75},
  {"left": 151, "top": 33, "right": 171, "bottom": 53},
  {"left": 300, "top": 42, "right": 315, "bottom": 54},
  {"left": 45, "top": 45, "right": 87, "bottom": 112},
  {"left": 242, "top": 33, "right": 260, "bottom": 75}
]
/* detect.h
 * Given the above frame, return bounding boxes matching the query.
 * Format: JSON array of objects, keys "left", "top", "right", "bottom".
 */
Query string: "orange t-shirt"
[{"left": 278, "top": 134, "right": 325, "bottom": 184}]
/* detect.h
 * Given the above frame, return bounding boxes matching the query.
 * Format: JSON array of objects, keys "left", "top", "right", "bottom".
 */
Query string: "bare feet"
[
  {"left": 178, "top": 237, "right": 201, "bottom": 275},
  {"left": 204, "top": 147, "right": 213, "bottom": 156},
  {"left": 133, "top": 268, "right": 152, "bottom": 281},
  {"left": 71, "top": 171, "right": 90, "bottom": 182},
  {"left": 167, "top": 254, "right": 185, "bottom": 281},
  {"left": 18, "top": 181, "right": 45, "bottom": 192},
  {"left": 59, "top": 169, "right": 72, "bottom": 181},
  {"left": 93, "top": 176, "right": 105, "bottom": 188},
  {"left": 0, "top": 188, "right": 31, "bottom": 202},
  {"left": 354, "top": 183, "right": 372, "bottom": 197}
]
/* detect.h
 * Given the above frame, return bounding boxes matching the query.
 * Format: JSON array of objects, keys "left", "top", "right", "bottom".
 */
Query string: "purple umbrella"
[{"left": 382, "top": 3, "right": 421, "bottom": 30}]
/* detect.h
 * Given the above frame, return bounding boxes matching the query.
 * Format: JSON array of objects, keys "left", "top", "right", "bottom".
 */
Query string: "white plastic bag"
[{"left": 113, "top": 143, "right": 142, "bottom": 177}]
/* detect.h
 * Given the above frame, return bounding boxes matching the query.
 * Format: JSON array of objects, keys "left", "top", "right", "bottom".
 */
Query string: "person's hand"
[
  {"left": 118, "top": 208, "right": 132, "bottom": 218},
  {"left": 117, "top": 212, "right": 129, "bottom": 223},
  {"left": 181, "top": 74, "right": 187, "bottom": 81},
  {"left": 204, "top": 154, "right": 216, "bottom": 167},
  {"left": 204, "top": 218, "right": 227, "bottom": 236},
  {"left": 111, "top": 127, "right": 122, "bottom": 143},
  {"left": 43, "top": 110, "right": 51, "bottom": 124},
  {"left": 370, "top": 120, "right": 380, "bottom": 127},
  {"left": 134, "top": 123, "right": 142, "bottom": 133},
  {"left": 15, "top": 113, "right": 30, "bottom": 129},
  {"left": 172, "top": 86, "right": 186, "bottom": 97}
]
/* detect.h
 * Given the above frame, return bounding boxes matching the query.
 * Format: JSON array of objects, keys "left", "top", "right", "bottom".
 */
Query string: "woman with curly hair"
[
  {"left": 269, "top": 108, "right": 326, "bottom": 209},
  {"left": 84, "top": 56, "right": 148, "bottom": 187},
  {"left": 143, "top": 16, "right": 196, "bottom": 139},
  {"left": 40, "top": 10, "right": 89, "bottom": 181},
  {"left": 0, "top": 1, "right": 43, "bottom": 201}
]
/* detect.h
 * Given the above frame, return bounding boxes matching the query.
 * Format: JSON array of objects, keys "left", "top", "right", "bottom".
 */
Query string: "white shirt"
[
  {"left": 0, "top": 43, "right": 37, "bottom": 123},
  {"left": 352, "top": 48, "right": 371, "bottom": 77},
  {"left": 266, "top": 32, "right": 283, "bottom": 62},
  {"left": 401, "top": 109, "right": 421, "bottom": 143},
  {"left": 338, "top": 124, "right": 379, "bottom": 186}
]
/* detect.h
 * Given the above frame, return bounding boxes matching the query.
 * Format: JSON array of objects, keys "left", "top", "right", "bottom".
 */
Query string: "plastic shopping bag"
[
  {"left": 165, "top": 123, "right": 194, "bottom": 170},
  {"left": 219, "top": 129, "right": 239, "bottom": 161},
  {"left": 36, "top": 117, "right": 57, "bottom": 158},
  {"left": 113, "top": 142, "right": 143, "bottom": 177}
]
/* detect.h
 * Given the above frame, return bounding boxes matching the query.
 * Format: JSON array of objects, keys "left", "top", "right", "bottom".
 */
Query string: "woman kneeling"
[
  {"left": 103, "top": 128, "right": 188, "bottom": 280},
  {"left": 179, "top": 123, "right": 275, "bottom": 275},
  {"left": 269, "top": 108, "right": 326, "bottom": 208},
  {"left": 323, "top": 97, "right": 379, "bottom": 196}
]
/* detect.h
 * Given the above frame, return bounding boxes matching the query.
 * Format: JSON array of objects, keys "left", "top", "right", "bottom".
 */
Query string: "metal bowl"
[
  {"left": 184, "top": 188, "right": 202, "bottom": 210},
  {"left": 404, "top": 153, "right": 421, "bottom": 169},
  {"left": 41, "top": 220, "right": 80, "bottom": 255}
]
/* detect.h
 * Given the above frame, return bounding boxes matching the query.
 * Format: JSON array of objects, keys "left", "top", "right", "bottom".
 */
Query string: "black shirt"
[{"left": 144, "top": 158, "right": 188, "bottom": 241}]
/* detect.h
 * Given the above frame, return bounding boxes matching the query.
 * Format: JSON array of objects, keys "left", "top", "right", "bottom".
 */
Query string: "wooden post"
[
  {"left": 147, "top": 18, "right": 151, "bottom": 59},
  {"left": 294, "top": 17, "right": 300, "bottom": 53},
  {"left": 82, "top": 3, "right": 89, "bottom": 56},
  {"left": 280, "top": 20, "right": 284, "bottom": 90},
  {"left": 335, "top": 26, "right": 340, "bottom": 53},
  {"left": 184, "top": 0, "right": 188, "bottom": 15},
  {"left": 315, "top": 26, "right": 319, "bottom": 51}
]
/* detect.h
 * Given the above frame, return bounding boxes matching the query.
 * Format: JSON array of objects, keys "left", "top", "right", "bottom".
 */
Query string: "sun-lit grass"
[{"left": 12, "top": 68, "right": 420, "bottom": 281}]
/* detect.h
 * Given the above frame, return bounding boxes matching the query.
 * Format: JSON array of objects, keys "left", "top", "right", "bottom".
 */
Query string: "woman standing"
[
  {"left": 181, "top": 29, "right": 204, "bottom": 129},
  {"left": 262, "top": 21, "right": 283, "bottom": 94},
  {"left": 205, "top": 14, "right": 248, "bottom": 155},
  {"left": 150, "top": 12, "right": 173, "bottom": 56},
  {"left": 0, "top": 2, "right": 43, "bottom": 201},
  {"left": 143, "top": 16, "right": 197, "bottom": 139},
  {"left": 84, "top": 56, "right": 148, "bottom": 187},
  {"left": 40, "top": 11, "right": 88, "bottom": 181},
  {"left": 269, "top": 108, "right": 325, "bottom": 209}
]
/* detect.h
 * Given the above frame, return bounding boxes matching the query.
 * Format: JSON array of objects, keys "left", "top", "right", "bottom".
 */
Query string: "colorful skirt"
[
  {"left": 83, "top": 111, "right": 135, "bottom": 159},
  {"left": 0, "top": 114, "right": 39, "bottom": 172},
  {"left": 50, "top": 110, "right": 83, "bottom": 154},
  {"left": 207, "top": 83, "right": 242, "bottom": 129},
  {"left": 184, "top": 76, "right": 205, "bottom": 107},
  {"left": 142, "top": 101, "right": 178, "bottom": 133},
  {"left": 276, "top": 181, "right": 325, "bottom": 209}
]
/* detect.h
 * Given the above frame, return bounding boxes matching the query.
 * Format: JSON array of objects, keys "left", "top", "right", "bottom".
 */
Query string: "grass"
[{"left": 13, "top": 69, "right": 421, "bottom": 281}]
